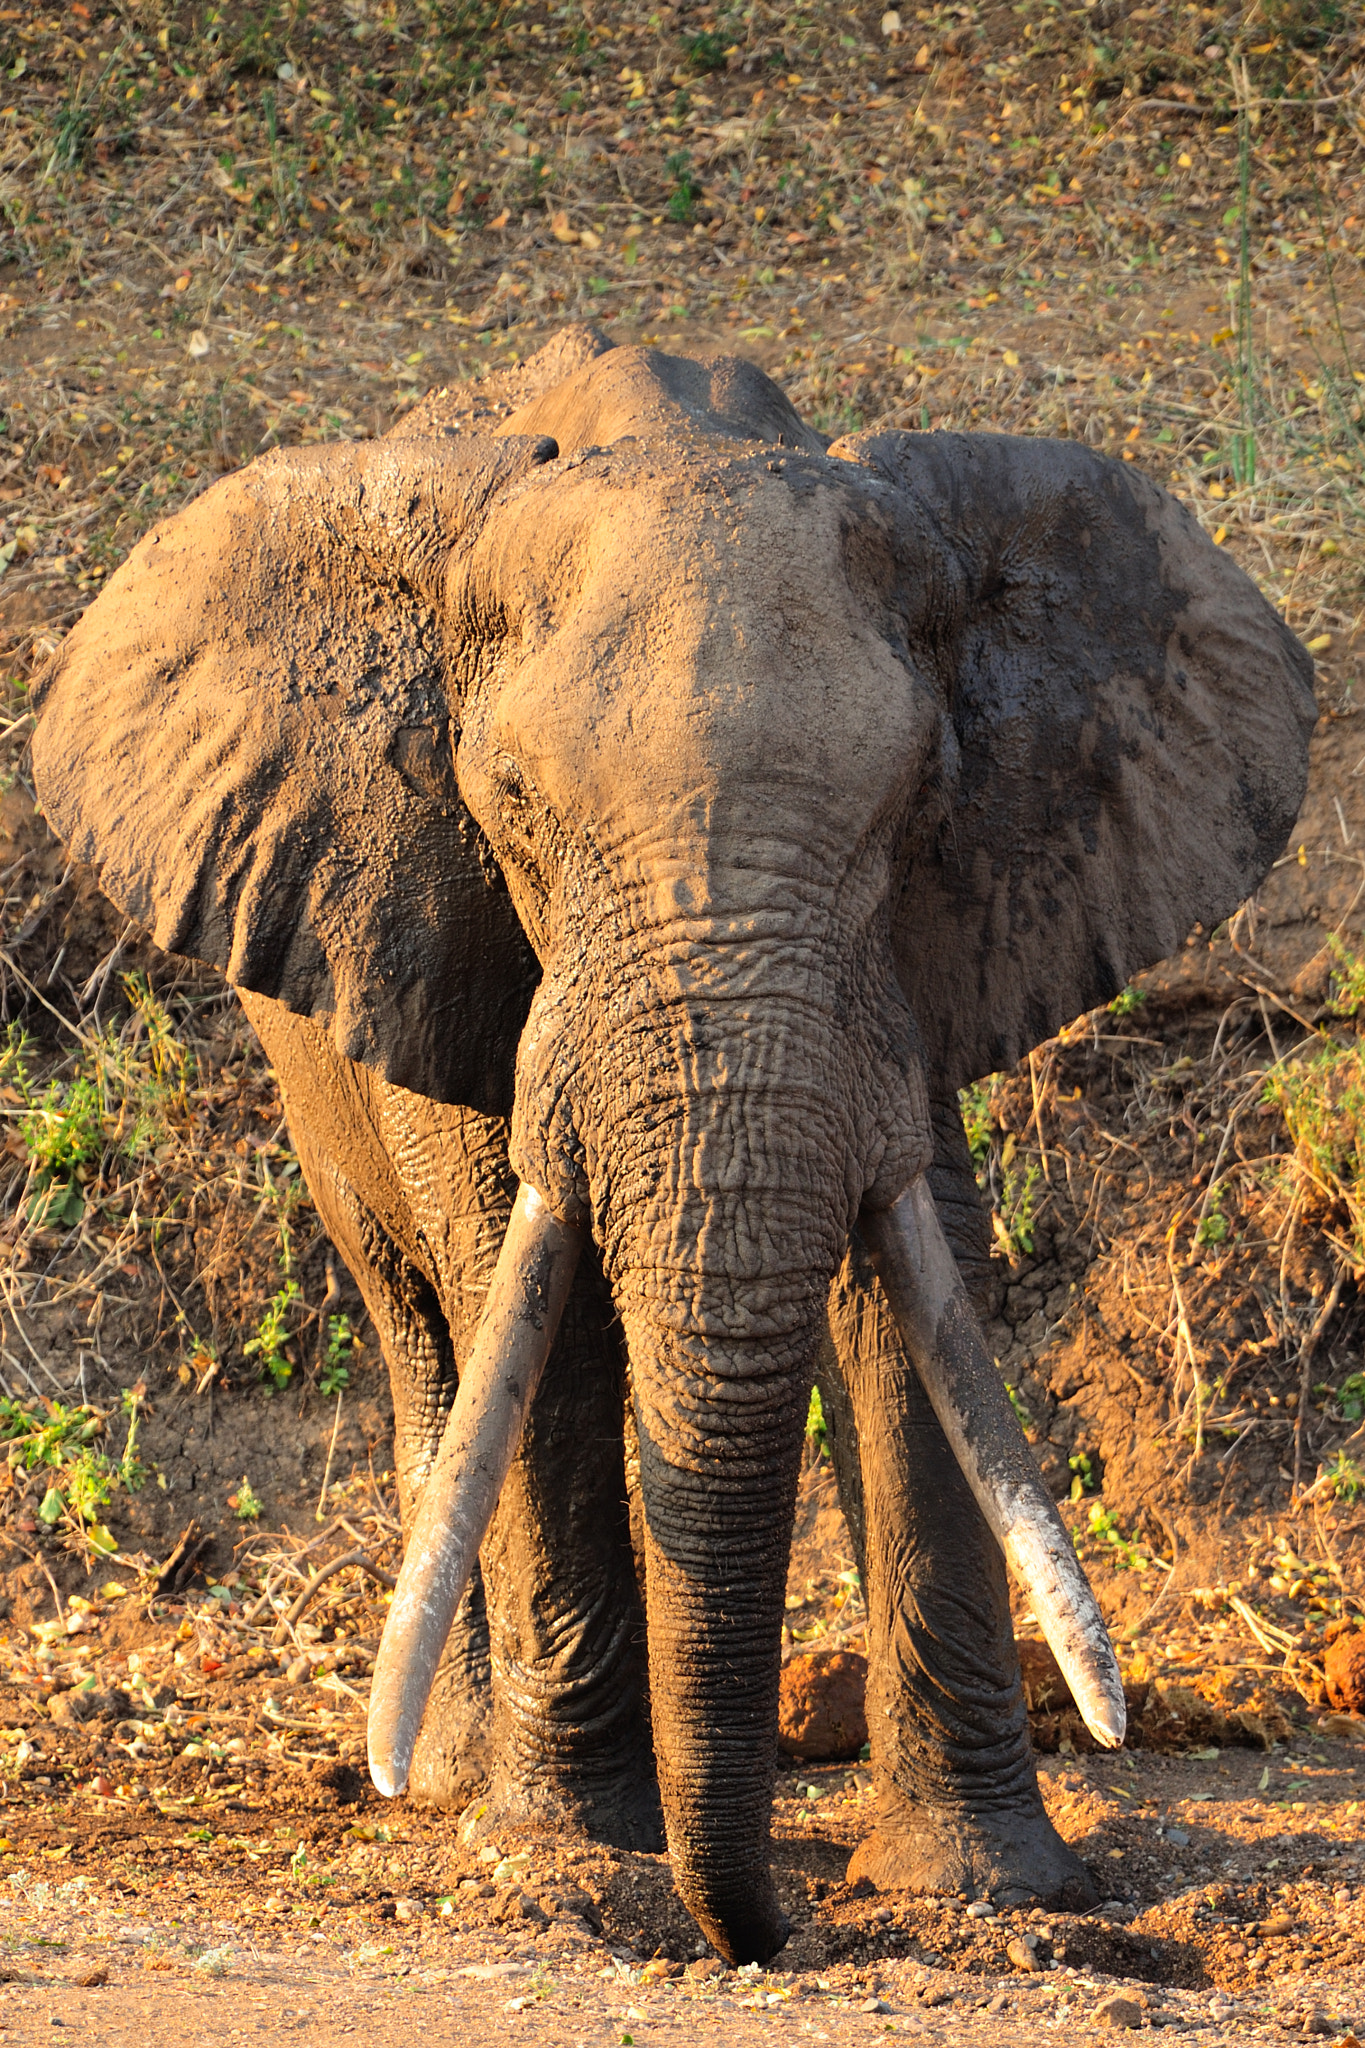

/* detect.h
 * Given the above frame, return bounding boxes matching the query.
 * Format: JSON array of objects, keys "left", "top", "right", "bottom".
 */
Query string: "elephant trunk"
[
  {"left": 617, "top": 1278, "right": 816, "bottom": 1965},
  {"left": 591, "top": 1029, "right": 864, "bottom": 1965}
]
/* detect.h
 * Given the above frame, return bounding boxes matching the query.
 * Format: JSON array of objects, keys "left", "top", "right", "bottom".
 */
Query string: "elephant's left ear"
[
  {"left": 830, "top": 429, "right": 1317, "bottom": 1090},
  {"left": 32, "top": 434, "right": 556, "bottom": 1113}
]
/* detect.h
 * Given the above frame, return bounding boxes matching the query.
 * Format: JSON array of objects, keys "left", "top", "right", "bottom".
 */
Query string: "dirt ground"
[{"left": 4, "top": 0, "right": 1365, "bottom": 2037}]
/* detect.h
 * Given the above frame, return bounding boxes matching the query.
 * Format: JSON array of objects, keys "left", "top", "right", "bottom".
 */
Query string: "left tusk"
[
  {"left": 861, "top": 1176, "right": 1126, "bottom": 1751},
  {"left": 367, "top": 1183, "right": 584, "bottom": 1799}
]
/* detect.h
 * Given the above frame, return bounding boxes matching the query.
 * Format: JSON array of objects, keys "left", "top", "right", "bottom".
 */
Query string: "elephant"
[{"left": 31, "top": 323, "right": 1315, "bottom": 1965}]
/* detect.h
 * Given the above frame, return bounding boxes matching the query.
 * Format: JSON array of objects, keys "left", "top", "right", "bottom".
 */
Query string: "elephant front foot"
[
  {"left": 847, "top": 1788, "right": 1098, "bottom": 1909},
  {"left": 458, "top": 1754, "right": 664, "bottom": 1855}
]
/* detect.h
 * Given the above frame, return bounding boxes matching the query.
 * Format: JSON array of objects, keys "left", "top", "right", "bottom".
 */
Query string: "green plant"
[
  {"left": 1228, "top": 69, "right": 1257, "bottom": 488},
  {"left": 1003, "top": 1377, "right": 1032, "bottom": 1430},
  {"left": 1317, "top": 1450, "right": 1365, "bottom": 1501},
  {"left": 1326, "top": 935, "right": 1365, "bottom": 1019},
  {"left": 0, "top": 1392, "right": 143, "bottom": 1553},
  {"left": 1000, "top": 1158, "right": 1041, "bottom": 1257},
  {"left": 1333, "top": 1372, "right": 1365, "bottom": 1423},
  {"left": 1108, "top": 984, "right": 1147, "bottom": 1018},
  {"left": 665, "top": 150, "right": 700, "bottom": 224},
  {"left": 958, "top": 1078, "right": 994, "bottom": 1174},
  {"left": 229, "top": 1476, "right": 263, "bottom": 1521},
  {"left": 243, "top": 1280, "right": 301, "bottom": 1390},
  {"left": 1196, "top": 1207, "right": 1229, "bottom": 1246},
  {"left": 1264, "top": 1038, "right": 1365, "bottom": 1265},
  {"left": 805, "top": 1383, "right": 829, "bottom": 1456},
  {"left": 1068, "top": 1450, "right": 1095, "bottom": 1501},
  {"left": 1087, "top": 1501, "right": 1166, "bottom": 1571},
  {"left": 22, "top": 1074, "right": 102, "bottom": 1225},
  {"left": 319, "top": 1314, "right": 353, "bottom": 1397},
  {"left": 684, "top": 29, "right": 730, "bottom": 72}
]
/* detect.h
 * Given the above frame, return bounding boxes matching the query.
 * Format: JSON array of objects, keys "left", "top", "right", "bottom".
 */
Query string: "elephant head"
[{"left": 31, "top": 329, "right": 1315, "bottom": 1963}]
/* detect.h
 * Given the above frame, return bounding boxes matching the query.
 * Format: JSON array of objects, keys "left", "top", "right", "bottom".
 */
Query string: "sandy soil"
[{"left": 0, "top": 1742, "right": 1362, "bottom": 2043}]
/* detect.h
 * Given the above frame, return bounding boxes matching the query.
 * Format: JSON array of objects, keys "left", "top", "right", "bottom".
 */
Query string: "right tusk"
[
  {"left": 861, "top": 1177, "right": 1126, "bottom": 1751},
  {"left": 367, "top": 1183, "right": 584, "bottom": 1799}
]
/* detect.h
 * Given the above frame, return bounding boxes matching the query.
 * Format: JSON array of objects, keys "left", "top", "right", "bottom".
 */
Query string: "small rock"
[
  {"left": 642, "top": 1959, "right": 684, "bottom": 1981},
  {"left": 686, "top": 1957, "right": 726, "bottom": 1980},
  {"left": 74, "top": 1968, "right": 108, "bottom": 1988},
  {"left": 919, "top": 1988, "right": 953, "bottom": 2008},
  {"left": 1007, "top": 1938, "right": 1042, "bottom": 1974},
  {"left": 1095, "top": 1994, "right": 1144, "bottom": 2029},
  {"left": 778, "top": 1650, "right": 869, "bottom": 1761},
  {"left": 1166, "top": 1828, "right": 1191, "bottom": 1849},
  {"left": 861, "top": 1997, "right": 893, "bottom": 2015},
  {"left": 1260, "top": 1916, "right": 1296, "bottom": 1937},
  {"left": 393, "top": 1899, "right": 425, "bottom": 1923},
  {"left": 966, "top": 1900, "right": 995, "bottom": 1919},
  {"left": 493, "top": 1889, "right": 549, "bottom": 1928},
  {"left": 1325, "top": 1630, "right": 1365, "bottom": 1715},
  {"left": 1303, "top": 2013, "right": 1333, "bottom": 2037},
  {"left": 987, "top": 1994, "right": 1009, "bottom": 2014}
]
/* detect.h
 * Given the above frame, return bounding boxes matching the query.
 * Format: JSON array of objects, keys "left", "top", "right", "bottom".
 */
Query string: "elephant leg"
[
  {"left": 819, "top": 1098, "right": 1095, "bottom": 1908},
  {"left": 290, "top": 1130, "right": 496, "bottom": 1806},
  {"left": 467, "top": 1243, "right": 662, "bottom": 1853},
  {"left": 251, "top": 996, "right": 656, "bottom": 1840}
]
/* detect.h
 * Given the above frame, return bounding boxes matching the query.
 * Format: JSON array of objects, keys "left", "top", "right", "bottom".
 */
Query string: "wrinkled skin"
[{"left": 31, "top": 328, "right": 1316, "bottom": 1964}]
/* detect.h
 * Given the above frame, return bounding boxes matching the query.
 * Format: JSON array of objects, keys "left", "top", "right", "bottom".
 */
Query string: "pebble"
[
  {"left": 860, "top": 1998, "right": 893, "bottom": 2015},
  {"left": 1095, "top": 1994, "right": 1144, "bottom": 2029},
  {"left": 686, "top": 1957, "right": 726, "bottom": 1980},
  {"left": 1302, "top": 2013, "right": 1333, "bottom": 2037},
  {"left": 393, "top": 1899, "right": 425, "bottom": 1922},
  {"left": 966, "top": 1900, "right": 996, "bottom": 1919},
  {"left": 1007, "top": 1938, "right": 1042, "bottom": 1974},
  {"left": 1166, "top": 1828, "right": 1191, "bottom": 1848}
]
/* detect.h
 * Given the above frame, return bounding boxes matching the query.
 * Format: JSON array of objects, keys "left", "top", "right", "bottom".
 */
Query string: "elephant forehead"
[
  {"left": 465, "top": 457, "right": 939, "bottom": 835},
  {"left": 474, "top": 447, "right": 899, "bottom": 614}
]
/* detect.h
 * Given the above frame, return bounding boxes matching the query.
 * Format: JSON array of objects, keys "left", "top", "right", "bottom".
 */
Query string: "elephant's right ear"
[{"left": 31, "top": 434, "right": 557, "bottom": 1114}]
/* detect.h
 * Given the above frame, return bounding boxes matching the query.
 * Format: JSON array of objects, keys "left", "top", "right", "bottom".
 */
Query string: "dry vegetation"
[{"left": 0, "top": 0, "right": 1364, "bottom": 2028}]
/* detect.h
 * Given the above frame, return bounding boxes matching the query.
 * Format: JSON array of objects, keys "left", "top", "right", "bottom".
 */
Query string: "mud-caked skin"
[{"left": 31, "top": 324, "right": 1316, "bottom": 1964}]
